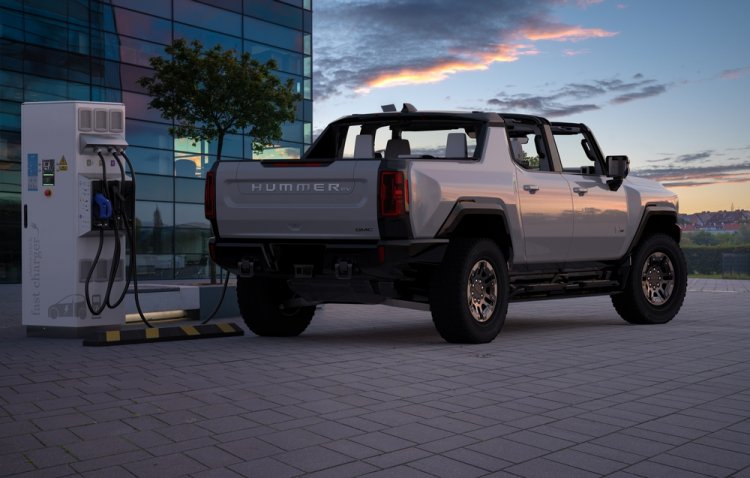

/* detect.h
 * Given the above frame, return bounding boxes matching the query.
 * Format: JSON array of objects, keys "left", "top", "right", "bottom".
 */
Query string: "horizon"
[{"left": 311, "top": 0, "right": 750, "bottom": 215}]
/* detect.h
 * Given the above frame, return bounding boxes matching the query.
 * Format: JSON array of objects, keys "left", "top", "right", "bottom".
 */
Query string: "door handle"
[
  {"left": 523, "top": 184, "right": 539, "bottom": 194},
  {"left": 573, "top": 187, "right": 588, "bottom": 196}
]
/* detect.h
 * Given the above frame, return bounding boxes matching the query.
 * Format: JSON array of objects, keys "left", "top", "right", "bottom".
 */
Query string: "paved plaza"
[{"left": 1, "top": 279, "right": 749, "bottom": 477}]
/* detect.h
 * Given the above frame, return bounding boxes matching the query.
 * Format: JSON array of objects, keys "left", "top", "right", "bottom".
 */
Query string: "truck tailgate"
[{"left": 217, "top": 160, "right": 380, "bottom": 240}]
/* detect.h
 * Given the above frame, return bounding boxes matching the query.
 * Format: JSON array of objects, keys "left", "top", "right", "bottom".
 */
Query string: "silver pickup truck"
[{"left": 205, "top": 106, "right": 687, "bottom": 343}]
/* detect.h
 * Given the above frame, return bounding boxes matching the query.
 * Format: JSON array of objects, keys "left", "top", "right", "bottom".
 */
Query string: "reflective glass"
[
  {"left": 119, "top": 63, "right": 153, "bottom": 94},
  {"left": 174, "top": 0, "right": 241, "bottom": 37},
  {"left": 0, "top": 71, "right": 23, "bottom": 102},
  {"left": 136, "top": 201, "right": 174, "bottom": 227},
  {"left": 24, "top": 76, "right": 89, "bottom": 102},
  {"left": 244, "top": 16, "right": 302, "bottom": 52},
  {"left": 0, "top": 191, "right": 21, "bottom": 282},
  {"left": 174, "top": 23, "right": 242, "bottom": 52},
  {"left": 196, "top": 0, "right": 241, "bottom": 13},
  {"left": 112, "top": 7, "right": 172, "bottom": 44},
  {"left": 245, "top": 41, "right": 302, "bottom": 75},
  {"left": 0, "top": 102, "right": 18, "bottom": 129},
  {"left": 281, "top": 120, "right": 303, "bottom": 143},
  {"left": 0, "top": 40, "right": 23, "bottom": 73},
  {"left": 90, "top": 31, "right": 121, "bottom": 60},
  {"left": 24, "top": 46, "right": 90, "bottom": 84},
  {"left": 91, "top": 86, "right": 122, "bottom": 102},
  {"left": 135, "top": 173, "right": 173, "bottom": 202},
  {"left": 24, "top": 0, "right": 88, "bottom": 26},
  {"left": 175, "top": 177, "right": 204, "bottom": 203},
  {"left": 0, "top": 8, "right": 24, "bottom": 41},
  {"left": 175, "top": 203, "right": 208, "bottom": 227},
  {"left": 303, "top": 9, "right": 311, "bottom": 32},
  {"left": 126, "top": 146, "right": 174, "bottom": 175},
  {"left": 127, "top": 120, "right": 173, "bottom": 150},
  {"left": 0, "top": 162, "right": 20, "bottom": 194},
  {"left": 244, "top": 0, "right": 302, "bottom": 30},
  {"left": 110, "top": 0, "right": 171, "bottom": 19},
  {"left": 123, "top": 91, "right": 165, "bottom": 123},
  {"left": 119, "top": 36, "right": 168, "bottom": 67}
]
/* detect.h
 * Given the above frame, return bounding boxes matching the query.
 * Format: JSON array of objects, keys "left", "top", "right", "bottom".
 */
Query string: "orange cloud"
[
  {"left": 354, "top": 26, "right": 615, "bottom": 93},
  {"left": 520, "top": 26, "right": 617, "bottom": 42},
  {"left": 358, "top": 44, "right": 538, "bottom": 92}
]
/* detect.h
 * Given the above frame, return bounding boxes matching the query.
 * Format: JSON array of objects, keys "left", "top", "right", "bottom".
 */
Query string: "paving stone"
[
  {"left": 668, "top": 442, "right": 750, "bottom": 469},
  {"left": 409, "top": 454, "right": 487, "bottom": 478},
  {"left": 364, "top": 447, "right": 432, "bottom": 468},
  {"left": 123, "top": 452, "right": 207, "bottom": 477},
  {"left": 506, "top": 457, "right": 599, "bottom": 478},
  {"left": 229, "top": 456, "right": 301, "bottom": 478},
  {"left": 275, "top": 445, "right": 353, "bottom": 472},
  {"left": 467, "top": 436, "right": 547, "bottom": 463},
  {"left": 624, "top": 460, "right": 709, "bottom": 478},
  {"left": 546, "top": 449, "right": 626, "bottom": 475}
]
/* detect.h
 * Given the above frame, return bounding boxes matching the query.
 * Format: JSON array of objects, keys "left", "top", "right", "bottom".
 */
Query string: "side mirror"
[
  {"left": 606, "top": 155, "right": 629, "bottom": 179},
  {"left": 605, "top": 155, "right": 629, "bottom": 191}
]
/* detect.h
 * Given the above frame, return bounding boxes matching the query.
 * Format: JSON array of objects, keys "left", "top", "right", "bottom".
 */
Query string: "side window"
[
  {"left": 555, "top": 132, "right": 600, "bottom": 174},
  {"left": 509, "top": 131, "right": 551, "bottom": 172}
]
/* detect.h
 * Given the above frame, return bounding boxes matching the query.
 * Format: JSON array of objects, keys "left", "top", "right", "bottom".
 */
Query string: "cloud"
[
  {"left": 720, "top": 65, "right": 750, "bottom": 80},
  {"left": 610, "top": 84, "right": 668, "bottom": 104},
  {"left": 675, "top": 151, "right": 712, "bottom": 163},
  {"left": 485, "top": 74, "right": 670, "bottom": 117},
  {"left": 633, "top": 162, "right": 750, "bottom": 188},
  {"left": 313, "top": 0, "right": 617, "bottom": 100}
]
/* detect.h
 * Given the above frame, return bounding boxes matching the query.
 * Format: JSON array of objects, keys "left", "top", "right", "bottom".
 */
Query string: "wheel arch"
[
  {"left": 436, "top": 198, "right": 513, "bottom": 264},
  {"left": 627, "top": 206, "right": 681, "bottom": 255}
]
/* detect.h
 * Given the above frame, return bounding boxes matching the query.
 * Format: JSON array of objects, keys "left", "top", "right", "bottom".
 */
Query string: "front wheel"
[
  {"left": 237, "top": 278, "right": 315, "bottom": 337},
  {"left": 430, "top": 238, "right": 509, "bottom": 343},
  {"left": 611, "top": 233, "right": 687, "bottom": 324}
]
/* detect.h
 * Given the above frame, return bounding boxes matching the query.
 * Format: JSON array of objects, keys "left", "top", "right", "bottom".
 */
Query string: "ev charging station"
[{"left": 22, "top": 101, "right": 134, "bottom": 337}]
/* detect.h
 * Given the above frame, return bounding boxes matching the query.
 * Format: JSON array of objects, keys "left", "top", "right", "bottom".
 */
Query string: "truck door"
[
  {"left": 551, "top": 124, "right": 628, "bottom": 262},
  {"left": 511, "top": 130, "right": 574, "bottom": 264}
]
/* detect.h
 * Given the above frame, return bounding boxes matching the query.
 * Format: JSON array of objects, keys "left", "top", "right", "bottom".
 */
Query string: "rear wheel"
[
  {"left": 237, "top": 277, "right": 315, "bottom": 336},
  {"left": 430, "top": 238, "right": 509, "bottom": 343},
  {"left": 612, "top": 233, "right": 687, "bottom": 324}
]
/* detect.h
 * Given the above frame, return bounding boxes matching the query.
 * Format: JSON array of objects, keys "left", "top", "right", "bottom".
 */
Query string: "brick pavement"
[{"left": 0, "top": 279, "right": 749, "bottom": 477}]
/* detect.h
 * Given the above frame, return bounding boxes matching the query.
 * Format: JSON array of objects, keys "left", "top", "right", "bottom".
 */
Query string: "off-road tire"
[
  {"left": 612, "top": 233, "right": 687, "bottom": 324},
  {"left": 237, "top": 277, "right": 315, "bottom": 336},
  {"left": 430, "top": 238, "right": 509, "bottom": 343}
]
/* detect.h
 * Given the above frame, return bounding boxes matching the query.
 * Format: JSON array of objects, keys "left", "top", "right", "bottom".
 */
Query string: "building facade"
[{"left": 0, "top": 0, "right": 313, "bottom": 283}]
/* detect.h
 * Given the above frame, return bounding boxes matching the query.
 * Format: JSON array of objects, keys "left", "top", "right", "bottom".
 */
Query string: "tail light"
[
  {"left": 204, "top": 170, "right": 216, "bottom": 220},
  {"left": 379, "top": 170, "right": 409, "bottom": 217}
]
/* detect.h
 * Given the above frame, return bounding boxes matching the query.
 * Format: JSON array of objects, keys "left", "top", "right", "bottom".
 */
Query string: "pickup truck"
[{"left": 204, "top": 105, "right": 687, "bottom": 343}]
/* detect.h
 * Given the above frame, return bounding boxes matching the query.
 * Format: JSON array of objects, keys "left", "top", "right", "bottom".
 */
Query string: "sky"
[{"left": 311, "top": 0, "right": 750, "bottom": 214}]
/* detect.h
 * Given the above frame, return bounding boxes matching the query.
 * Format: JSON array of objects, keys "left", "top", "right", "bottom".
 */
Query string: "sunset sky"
[{"left": 312, "top": 0, "right": 750, "bottom": 214}]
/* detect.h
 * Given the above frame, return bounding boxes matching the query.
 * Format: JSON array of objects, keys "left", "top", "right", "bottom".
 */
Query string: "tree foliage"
[{"left": 137, "top": 39, "right": 301, "bottom": 160}]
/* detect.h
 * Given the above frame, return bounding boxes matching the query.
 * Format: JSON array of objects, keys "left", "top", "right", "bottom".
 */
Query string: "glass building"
[{"left": 0, "top": 0, "right": 313, "bottom": 283}]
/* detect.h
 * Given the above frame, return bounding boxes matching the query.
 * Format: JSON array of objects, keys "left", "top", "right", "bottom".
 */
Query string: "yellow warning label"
[
  {"left": 59, "top": 156, "right": 68, "bottom": 171},
  {"left": 106, "top": 330, "right": 121, "bottom": 342},
  {"left": 145, "top": 328, "right": 160, "bottom": 340},
  {"left": 182, "top": 326, "right": 200, "bottom": 336}
]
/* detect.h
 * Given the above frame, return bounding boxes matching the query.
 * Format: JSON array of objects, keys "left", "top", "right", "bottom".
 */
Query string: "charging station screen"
[{"left": 42, "top": 159, "right": 55, "bottom": 186}]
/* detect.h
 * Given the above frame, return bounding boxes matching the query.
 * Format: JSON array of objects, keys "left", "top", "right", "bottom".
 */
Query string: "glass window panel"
[
  {"left": 24, "top": 0, "right": 88, "bottom": 25},
  {"left": 304, "top": 33, "right": 311, "bottom": 55},
  {"left": 127, "top": 146, "right": 174, "bottom": 175},
  {"left": 244, "top": 16, "right": 302, "bottom": 52},
  {"left": 24, "top": 15, "right": 69, "bottom": 51},
  {"left": 110, "top": 0, "right": 171, "bottom": 19},
  {"left": 175, "top": 177, "right": 204, "bottom": 203},
  {"left": 0, "top": 113, "right": 20, "bottom": 132},
  {"left": 0, "top": 8, "right": 24, "bottom": 41},
  {"left": 0, "top": 40, "right": 23, "bottom": 73},
  {"left": 123, "top": 91, "right": 165, "bottom": 123},
  {"left": 303, "top": 99, "right": 312, "bottom": 122},
  {"left": 303, "top": 78, "right": 311, "bottom": 100},
  {"left": 303, "top": 0, "right": 311, "bottom": 10},
  {"left": 91, "top": 86, "right": 122, "bottom": 102},
  {"left": 175, "top": 203, "right": 208, "bottom": 227},
  {"left": 303, "top": 55, "right": 311, "bottom": 78},
  {"left": 174, "top": 251, "right": 210, "bottom": 279},
  {"left": 304, "top": 122, "right": 312, "bottom": 145},
  {"left": 24, "top": 46, "right": 90, "bottom": 84},
  {"left": 0, "top": 71, "right": 23, "bottom": 102},
  {"left": 113, "top": 7, "right": 172, "bottom": 44},
  {"left": 281, "top": 120, "right": 303, "bottom": 143},
  {"left": 244, "top": 0, "right": 302, "bottom": 30},
  {"left": 24, "top": 76, "right": 88, "bottom": 102},
  {"left": 280, "top": 0, "right": 303, "bottom": 8},
  {"left": 207, "top": 133, "right": 243, "bottom": 159},
  {"left": 0, "top": 163, "right": 21, "bottom": 194},
  {"left": 251, "top": 140, "right": 302, "bottom": 160},
  {"left": 303, "top": 9, "right": 311, "bottom": 32},
  {"left": 245, "top": 41, "right": 302, "bottom": 75},
  {"left": 0, "top": 131, "right": 20, "bottom": 162},
  {"left": 135, "top": 173, "right": 173, "bottom": 201},
  {"left": 91, "top": 1, "right": 117, "bottom": 32},
  {"left": 174, "top": 23, "right": 242, "bottom": 52},
  {"left": 196, "top": 0, "right": 241, "bottom": 13},
  {"left": 127, "top": 119, "right": 173, "bottom": 150},
  {"left": 136, "top": 200, "right": 174, "bottom": 227},
  {"left": 174, "top": 0, "right": 241, "bottom": 36},
  {"left": 119, "top": 36, "right": 168, "bottom": 67},
  {"left": 119, "top": 64, "right": 152, "bottom": 94},
  {"left": 90, "top": 31, "right": 121, "bottom": 60},
  {"left": 0, "top": 1, "right": 22, "bottom": 11}
]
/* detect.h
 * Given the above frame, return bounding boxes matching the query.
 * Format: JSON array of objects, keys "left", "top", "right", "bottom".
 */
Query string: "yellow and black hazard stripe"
[{"left": 83, "top": 322, "right": 244, "bottom": 346}]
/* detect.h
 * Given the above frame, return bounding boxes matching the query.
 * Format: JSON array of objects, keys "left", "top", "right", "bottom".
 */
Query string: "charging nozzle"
[{"left": 94, "top": 193, "right": 112, "bottom": 220}]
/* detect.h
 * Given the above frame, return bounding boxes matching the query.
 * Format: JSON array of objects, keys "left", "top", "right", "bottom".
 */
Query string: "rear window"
[{"left": 306, "top": 117, "right": 485, "bottom": 160}]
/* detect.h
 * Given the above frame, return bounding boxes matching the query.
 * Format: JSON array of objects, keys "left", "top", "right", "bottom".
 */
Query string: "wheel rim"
[
  {"left": 467, "top": 259, "right": 498, "bottom": 323},
  {"left": 641, "top": 251, "right": 675, "bottom": 306}
]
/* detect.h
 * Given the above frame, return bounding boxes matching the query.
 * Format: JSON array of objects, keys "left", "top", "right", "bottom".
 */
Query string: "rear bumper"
[{"left": 209, "top": 238, "right": 448, "bottom": 281}]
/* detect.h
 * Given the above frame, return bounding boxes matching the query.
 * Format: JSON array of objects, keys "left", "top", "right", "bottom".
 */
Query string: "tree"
[
  {"left": 137, "top": 38, "right": 301, "bottom": 162},
  {"left": 138, "top": 39, "right": 301, "bottom": 282},
  {"left": 691, "top": 230, "right": 719, "bottom": 246}
]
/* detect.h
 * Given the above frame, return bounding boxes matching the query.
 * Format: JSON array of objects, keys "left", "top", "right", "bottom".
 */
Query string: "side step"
[
  {"left": 510, "top": 279, "right": 620, "bottom": 299},
  {"left": 82, "top": 322, "right": 244, "bottom": 346}
]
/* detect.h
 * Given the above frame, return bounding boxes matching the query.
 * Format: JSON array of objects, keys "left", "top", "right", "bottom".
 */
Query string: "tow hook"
[
  {"left": 335, "top": 260, "right": 353, "bottom": 279},
  {"left": 238, "top": 259, "right": 255, "bottom": 278}
]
